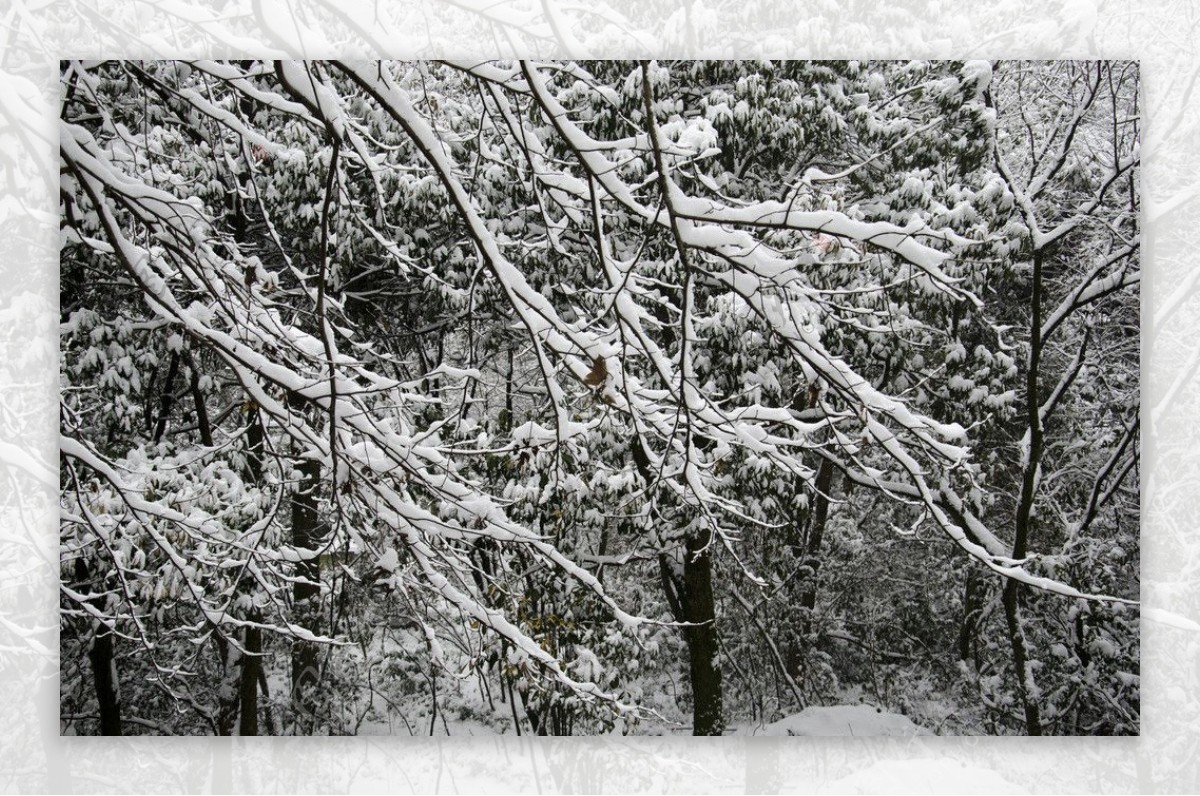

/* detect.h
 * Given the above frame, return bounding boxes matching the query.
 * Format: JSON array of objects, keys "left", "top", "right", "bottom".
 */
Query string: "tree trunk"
[
  {"left": 784, "top": 457, "right": 834, "bottom": 681},
  {"left": 151, "top": 352, "right": 181, "bottom": 443},
  {"left": 74, "top": 559, "right": 121, "bottom": 735},
  {"left": 185, "top": 351, "right": 214, "bottom": 447},
  {"left": 239, "top": 626, "right": 262, "bottom": 736},
  {"left": 215, "top": 633, "right": 240, "bottom": 736},
  {"left": 958, "top": 567, "right": 984, "bottom": 666},
  {"left": 88, "top": 626, "right": 122, "bottom": 735},
  {"left": 290, "top": 456, "right": 322, "bottom": 728},
  {"left": 1003, "top": 581, "right": 1042, "bottom": 735},
  {"left": 683, "top": 530, "right": 724, "bottom": 736},
  {"left": 243, "top": 403, "right": 264, "bottom": 484},
  {"left": 798, "top": 458, "right": 834, "bottom": 637},
  {"left": 1007, "top": 247, "right": 1045, "bottom": 736},
  {"left": 221, "top": 405, "right": 267, "bottom": 737}
]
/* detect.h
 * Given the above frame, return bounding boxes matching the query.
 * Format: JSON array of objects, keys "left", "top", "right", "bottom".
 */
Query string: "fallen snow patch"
[{"left": 751, "top": 705, "right": 931, "bottom": 737}]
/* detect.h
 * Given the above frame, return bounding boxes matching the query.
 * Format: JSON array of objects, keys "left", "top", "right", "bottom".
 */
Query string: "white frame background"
[{"left": 1, "top": 1, "right": 1193, "bottom": 792}]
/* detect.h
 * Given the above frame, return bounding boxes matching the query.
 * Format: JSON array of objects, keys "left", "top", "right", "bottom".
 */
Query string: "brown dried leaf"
[{"left": 583, "top": 355, "right": 608, "bottom": 387}]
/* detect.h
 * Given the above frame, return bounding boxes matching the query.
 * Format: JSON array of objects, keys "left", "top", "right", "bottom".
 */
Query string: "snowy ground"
[
  {"left": 738, "top": 705, "right": 932, "bottom": 737},
  {"left": 356, "top": 700, "right": 932, "bottom": 738}
]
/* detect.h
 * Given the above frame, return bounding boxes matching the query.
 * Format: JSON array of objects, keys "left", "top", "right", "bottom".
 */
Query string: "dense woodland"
[{"left": 58, "top": 59, "right": 1139, "bottom": 736}]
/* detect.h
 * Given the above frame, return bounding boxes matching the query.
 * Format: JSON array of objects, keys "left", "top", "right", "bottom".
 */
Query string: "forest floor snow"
[{"left": 739, "top": 704, "right": 932, "bottom": 736}]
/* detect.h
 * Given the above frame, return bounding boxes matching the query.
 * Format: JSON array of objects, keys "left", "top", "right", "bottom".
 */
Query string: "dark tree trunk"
[
  {"left": 290, "top": 456, "right": 322, "bottom": 727},
  {"left": 73, "top": 559, "right": 121, "bottom": 735},
  {"left": 1003, "top": 581, "right": 1043, "bottom": 735},
  {"left": 219, "top": 404, "right": 268, "bottom": 737},
  {"left": 185, "top": 352, "right": 214, "bottom": 447},
  {"left": 1007, "top": 247, "right": 1045, "bottom": 736},
  {"left": 958, "top": 567, "right": 985, "bottom": 666},
  {"left": 784, "top": 457, "right": 835, "bottom": 680},
  {"left": 682, "top": 530, "right": 724, "bottom": 736},
  {"left": 798, "top": 457, "right": 834, "bottom": 637},
  {"left": 243, "top": 403, "right": 264, "bottom": 484},
  {"left": 239, "top": 626, "right": 262, "bottom": 736},
  {"left": 216, "top": 633, "right": 240, "bottom": 736},
  {"left": 88, "top": 627, "right": 122, "bottom": 735},
  {"left": 151, "top": 352, "right": 181, "bottom": 443}
]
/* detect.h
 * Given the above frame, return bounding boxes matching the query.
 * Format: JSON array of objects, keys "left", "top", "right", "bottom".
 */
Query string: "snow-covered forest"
[{"left": 58, "top": 59, "right": 1139, "bottom": 737}]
